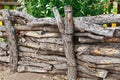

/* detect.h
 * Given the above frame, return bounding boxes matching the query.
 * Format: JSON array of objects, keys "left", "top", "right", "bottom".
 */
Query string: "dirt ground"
[{"left": 0, "top": 63, "right": 66, "bottom": 80}]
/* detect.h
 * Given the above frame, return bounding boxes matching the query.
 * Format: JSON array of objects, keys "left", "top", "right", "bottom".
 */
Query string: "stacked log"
[{"left": 0, "top": 9, "right": 120, "bottom": 80}]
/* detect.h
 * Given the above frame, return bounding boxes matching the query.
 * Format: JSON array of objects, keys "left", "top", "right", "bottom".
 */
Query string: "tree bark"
[
  {"left": 77, "top": 54, "right": 120, "bottom": 64},
  {"left": 2, "top": 10, "right": 18, "bottom": 72},
  {"left": 18, "top": 61, "right": 52, "bottom": 70}
]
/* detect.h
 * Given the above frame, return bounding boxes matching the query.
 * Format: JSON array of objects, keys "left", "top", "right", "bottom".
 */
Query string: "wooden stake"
[
  {"left": 53, "top": 5, "right": 77, "bottom": 80},
  {"left": 2, "top": 10, "right": 18, "bottom": 73}
]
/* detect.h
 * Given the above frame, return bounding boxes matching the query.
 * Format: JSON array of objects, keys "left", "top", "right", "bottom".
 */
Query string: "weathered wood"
[
  {"left": 77, "top": 54, "right": 120, "bottom": 64},
  {"left": 19, "top": 52, "right": 67, "bottom": 63},
  {"left": 18, "top": 61, "right": 52, "bottom": 70},
  {"left": 64, "top": 5, "right": 77, "bottom": 80},
  {"left": 53, "top": 63, "right": 108, "bottom": 78},
  {"left": 2, "top": 10, "right": 18, "bottom": 72},
  {"left": 90, "top": 14, "right": 120, "bottom": 24},
  {"left": 77, "top": 78, "right": 98, "bottom": 80},
  {"left": 96, "top": 64, "right": 120, "bottom": 71},
  {"left": 9, "top": 10, "right": 36, "bottom": 22},
  {"left": 78, "top": 37, "right": 100, "bottom": 43},
  {"left": 0, "top": 56, "right": 9, "bottom": 62},
  {"left": 0, "top": 49, "right": 7, "bottom": 56},
  {"left": 20, "top": 57, "right": 62, "bottom": 65},
  {"left": 76, "top": 43, "right": 120, "bottom": 57},
  {"left": 106, "top": 73, "right": 120, "bottom": 80},
  {"left": 0, "top": 26, "right": 6, "bottom": 32},
  {"left": 27, "top": 21, "right": 56, "bottom": 27},
  {"left": 53, "top": 6, "right": 77, "bottom": 80},
  {"left": 0, "top": 32, "right": 7, "bottom": 38},
  {"left": 19, "top": 41, "right": 63, "bottom": 52},
  {"left": 14, "top": 25, "right": 59, "bottom": 32},
  {"left": 17, "top": 65, "right": 48, "bottom": 73},
  {"left": 74, "top": 18, "right": 115, "bottom": 37},
  {"left": 92, "top": 47, "right": 120, "bottom": 57},
  {"left": 0, "top": 42, "right": 7, "bottom": 50},
  {"left": 19, "top": 47, "right": 64, "bottom": 56},
  {"left": 0, "top": 17, "right": 3, "bottom": 21},
  {"left": 19, "top": 31, "right": 60, "bottom": 38},
  {"left": 0, "top": 2, "right": 21, "bottom": 6},
  {"left": 75, "top": 33, "right": 104, "bottom": 40},
  {"left": 35, "top": 38, "right": 63, "bottom": 44}
]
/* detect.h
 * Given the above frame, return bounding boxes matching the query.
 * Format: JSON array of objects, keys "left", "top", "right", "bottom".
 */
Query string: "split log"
[
  {"left": 20, "top": 41, "right": 120, "bottom": 55},
  {"left": 76, "top": 43, "right": 120, "bottom": 57},
  {"left": 77, "top": 72, "right": 98, "bottom": 79},
  {"left": 114, "top": 29, "right": 120, "bottom": 37},
  {"left": 19, "top": 52, "right": 67, "bottom": 63},
  {"left": 0, "top": 56, "right": 9, "bottom": 62},
  {"left": 9, "top": 10, "right": 36, "bottom": 22},
  {"left": 17, "top": 65, "right": 48, "bottom": 73},
  {"left": 78, "top": 37, "right": 100, "bottom": 43},
  {"left": 0, "top": 32, "right": 7, "bottom": 38},
  {"left": 18, "top": 66, "right": 66, "bottom": 75},
  {"left": 74, "top": 18, "right": 114, "bottom": 37},
  {"left": 14, "top": 25, "right": 59, "bottom": 32},
  {"left": 53, "top": 63, "right": 108, "bottom": 78},
  {"left": 106, "top": 73, "right": 120, "bottom": 80},
  {"left": 19, "top": 46, "right": 64, "bottom": 56},
  {"left": 0, "top": 42, "right": 7, "bottom": 50},
  {"left": 7, "top": 10, "right": 120, "bottom": 37},
  {"left": 19, "top": 31, "right": 60, "bottom": 38},
  {"left": 0, "top": 2, "right": 21, "bottom": 6},
  {"left": 96, "top": 64, "right": 120, "bottom": 71},
  {"left": 53, "top": 6, "right": 77, "bottom": 80},
  {"left": 20, "top": 57, "right": 62, "bottom": 65},
  {"left": 19, "top": 41, "right": 63, "bottom": 52},
  {"left": 77, "top": 54, "right": 120, "bottom": 64},
  {"left": 18, "top": 61, "right": 52, "bottom": 70},
  {"left": 0, "top": 26, "right": 5, "bottom": 32},
  {"left": 35, "top": 38, "right": 63, "bottom": 44},
  {"left": 2, "top": 10, "right": 19, "bottom": 72},
  {"left": 90, "top": 14, "right": 120, "bottom": 24},
  {"left": 0, "top": 17, "right": 3, "bottom": 21},
  {"left": 27, "top": 21, "right": 56, "bottom": 27},
  {"left": 78, "top": 37, "right": 120, "bottom": 43},
  {"left": 0, "top": 49, "right": 7, "bottom": 56},
  {"left": 77, "top": 78, "right": 98, "bottom": 80},
  {"left": 75, "top": 33, "right": 104, "bottom": 40},
  {"left": 92, "top": 47, "right": 120, "bottom": 57},
  {"left": 104, "top": 37, "right": 120, "bottom": 42}
]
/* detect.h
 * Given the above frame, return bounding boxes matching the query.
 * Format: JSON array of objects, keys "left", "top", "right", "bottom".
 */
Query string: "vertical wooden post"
[
  {"left": 2, "top": 10, "right": 18, "bottom": 73},
  {"left": 64, "top": 5, "right": 77, "bottom": 80},
  {"left": 53, "top": 5, "right": 77, "bottom": 80}
]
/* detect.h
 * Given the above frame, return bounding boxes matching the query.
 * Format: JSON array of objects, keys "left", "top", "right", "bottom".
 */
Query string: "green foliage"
[
  {"left": 4, "top": 6, "right": 10, "bottom": 10},
  {"left": 19, "top": 0, "right": 112, "bottom": 18}
]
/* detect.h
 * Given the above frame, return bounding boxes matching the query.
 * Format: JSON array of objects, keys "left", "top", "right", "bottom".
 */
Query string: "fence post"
[
  {"left": 2, "top": 10, "right": 18, "bottom": 73},
  {"left": 53, "top": 5, "right": 77, "bottom": 80},
  {"left": 64, "top": 5, "right": 77, "bottom": 80}
]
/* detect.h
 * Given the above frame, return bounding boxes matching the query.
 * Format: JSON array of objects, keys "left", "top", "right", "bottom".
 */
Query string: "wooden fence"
[{"left": 0, "top": 5, "right": 120, "bottom": 80}]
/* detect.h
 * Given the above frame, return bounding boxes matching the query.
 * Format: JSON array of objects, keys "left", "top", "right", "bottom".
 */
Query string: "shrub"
[{"left": 19, "top": 0, "right": 111, "bottom": 18}]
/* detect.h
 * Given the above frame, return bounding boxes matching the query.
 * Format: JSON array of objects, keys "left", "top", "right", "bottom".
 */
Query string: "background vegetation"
[{"left": 19, "top": 0, "right": 113, "bottom": 18}]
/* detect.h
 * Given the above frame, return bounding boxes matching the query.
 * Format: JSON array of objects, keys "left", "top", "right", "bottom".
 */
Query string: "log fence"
[{"left": 0, "top": 5, "right": 120, "bottom": 80}]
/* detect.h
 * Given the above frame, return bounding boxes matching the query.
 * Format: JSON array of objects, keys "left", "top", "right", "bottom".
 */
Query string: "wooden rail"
[{"left": 0, "top": 2, "right": 20, "bottom": 6}]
